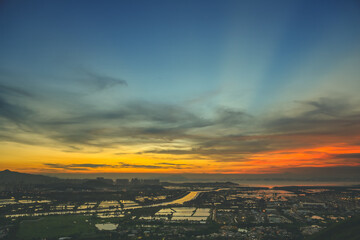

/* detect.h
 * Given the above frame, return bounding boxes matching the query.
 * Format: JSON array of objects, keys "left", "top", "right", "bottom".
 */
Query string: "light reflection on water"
[
  {"left": 95, "top": 223, "right": 118, "bottom": 231},
  {"left": 233, "top": 181, "right": 360, "bottom": 188},
  {"left": 5, "top": 191, "right": 200, "bottom": 218}
]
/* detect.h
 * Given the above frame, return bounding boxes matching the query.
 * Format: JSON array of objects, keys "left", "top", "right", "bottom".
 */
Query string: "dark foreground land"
[{"left": 0, "top": 170, "right": 359, "bottom": 240}]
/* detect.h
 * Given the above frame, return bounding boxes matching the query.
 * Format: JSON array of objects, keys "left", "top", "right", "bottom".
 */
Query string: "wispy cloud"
[
  {"left": 1, "top": 74, "right": 360, "bottom": 171},
  {"left": 82, "top": 71, "right": 128, "bottom": 91},
  {"left": 332, "top": 153, "right": 360, "bottom": 159},
  {"left": 44, "top": 163, "right": 117, "bottom": 170},
  {"left": 43, "top": 162, "right": 191, "bottom": 171},
  {"left": 118, "top": 162, "right": 190, "bottom": 169},
  {"left": 0, "top": 83, "right": 34, "bottom": 98}
]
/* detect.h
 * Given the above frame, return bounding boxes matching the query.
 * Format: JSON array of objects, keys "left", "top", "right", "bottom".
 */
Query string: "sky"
[{"left": 1, "top": 0, "right": 360, "bottom": 177}]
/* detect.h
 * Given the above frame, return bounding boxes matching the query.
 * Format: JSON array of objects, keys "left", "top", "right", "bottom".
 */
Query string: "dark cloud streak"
[
  {"left": 43, "top": 162, "right": 191, "bottom": 170},
  {"left": 1, "top": 78, "right": 360, "bottom": 168},
  {"left": 83, "top": 71, "right": 128, "bottom": 91}
]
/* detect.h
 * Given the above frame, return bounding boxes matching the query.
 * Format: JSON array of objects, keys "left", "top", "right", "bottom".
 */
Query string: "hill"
[
  {"left": 0, "top": 169, "right": 60, "bottom": 185},
  {"left": 308, "top": 216, "right": 360, "bottom": 240}
]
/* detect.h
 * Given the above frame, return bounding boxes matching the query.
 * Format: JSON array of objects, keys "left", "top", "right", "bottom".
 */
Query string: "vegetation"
[
  {"left": 307, "top": 216, "right": 360, "bottom": 240},
  {"left": 15, "top": 215, "right": 101, "bottom": 240}
]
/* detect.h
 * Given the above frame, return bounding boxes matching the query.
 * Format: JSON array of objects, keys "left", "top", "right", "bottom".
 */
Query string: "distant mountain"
[{"left": 0, "top": 169, "right": 60, "bottom": 185}]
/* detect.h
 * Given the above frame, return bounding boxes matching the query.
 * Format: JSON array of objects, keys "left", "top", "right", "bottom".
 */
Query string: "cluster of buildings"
[
  {"left": 0, "top": 184, "right": 359, "bottom": 239},
  {"left": 96, "top": 177, "right": 160, "bottom": 186}
]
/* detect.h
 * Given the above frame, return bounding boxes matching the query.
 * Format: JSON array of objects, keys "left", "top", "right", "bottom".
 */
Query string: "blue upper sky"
[{"left": 1, "top": 0, "right": 359, "bottom": 114}]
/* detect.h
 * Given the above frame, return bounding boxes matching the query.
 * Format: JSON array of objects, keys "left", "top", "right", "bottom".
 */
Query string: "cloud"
[
  {"left": 185, "top": 89, "right": 221, "bottom": 105},
  {"left": 0, "top": 95, "right": 33, "bottom": 126},
  {"left": 157, "top": 162, "right": 189, "bottom": 167},
  {"left": 0, "top": 83, "right": 34, "bottom": 98},
  {"left": 303, "top": 98, "right": 351, "bottom": 118},
  {"left": 137, "top": 98, "right": 360, "bottom": 165},
  {"left": 43, "top": 162, "right": 191, "bottom": 171},
  {"left": 118, "top": 162, "right": 165, "bottom": 169},
  {"left": 265, "top": 98, "right": 360, "bottom": 136},
  {"left": 214, "top": 108, "right": 251, "bottom": 126},
  {"left": 118, "top": 162, "right": 190, "bottom": 169},
  {"left": 332, "top": 153, "right": 360, "bottom": 159},
  {"left": 1, "top": 79, "right": 360, "bottom": 170},
  {"left": 83, "top": 71, "right": 127, "bottom": 91},
  {"left": 44, "top": 163, "right": 117, "bottom": 170},
  {"left": 35, "top": 102, "right": 208, "bottom": 149}
]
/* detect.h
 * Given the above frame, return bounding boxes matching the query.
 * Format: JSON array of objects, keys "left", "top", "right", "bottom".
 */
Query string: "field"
[{"left": 16, "top": 215, "right": 113, "bottom": 240}]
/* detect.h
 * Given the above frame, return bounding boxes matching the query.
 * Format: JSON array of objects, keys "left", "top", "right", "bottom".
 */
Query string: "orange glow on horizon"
[{"left": 1, "top": 140, "right": 360, "bottom": 175}]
